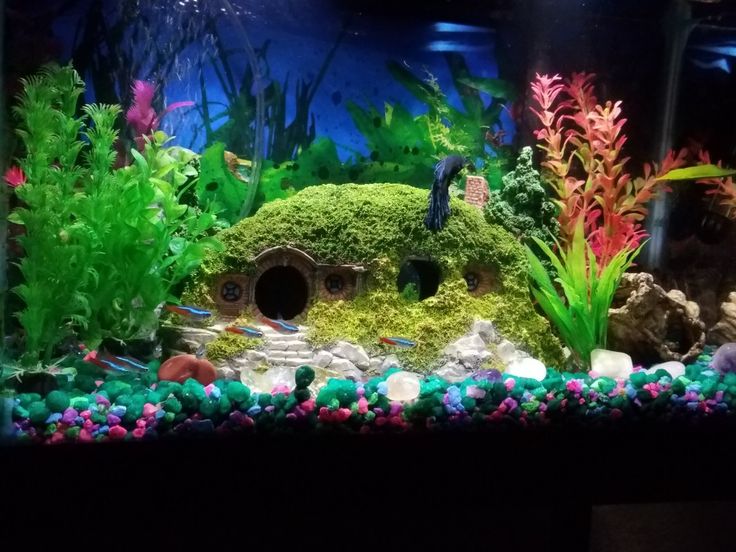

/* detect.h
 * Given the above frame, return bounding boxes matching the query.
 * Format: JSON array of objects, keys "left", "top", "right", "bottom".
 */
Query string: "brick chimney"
[{"left": 464, "top": 175, "right": 490, "bottom": 209}]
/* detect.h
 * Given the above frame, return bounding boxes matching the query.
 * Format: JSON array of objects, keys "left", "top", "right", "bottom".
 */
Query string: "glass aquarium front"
[{"left": 2, "top": 0, "right": 736, "bottom": 444}]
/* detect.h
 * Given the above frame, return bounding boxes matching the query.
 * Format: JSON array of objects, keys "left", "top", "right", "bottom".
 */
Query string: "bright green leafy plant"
[
  {"left": 9, "top": 64, "right": 221, "bottom": 365},
  {"left": 525, "top": 222, "right": 640, "bottom": 369}
]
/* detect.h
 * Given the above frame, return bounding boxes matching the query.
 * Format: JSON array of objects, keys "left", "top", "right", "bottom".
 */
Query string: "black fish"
[{"left": 424, "top": 155, "right": 473, "bottom": 231}]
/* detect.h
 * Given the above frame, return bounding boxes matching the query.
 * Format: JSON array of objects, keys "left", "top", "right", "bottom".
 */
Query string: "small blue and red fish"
[
  {"left": 379, "top": 337, "right": 416, "bottom": 349},
  {"left": 261, "top": 317, "right": 299, "bottom": 334},
  {"left": 84, "top": 350, "right": 149, "bottom": 373},
  {"left": 164, "top": 304, "right": 212, "bottom": 320},
  {"left": 225, "top": 325, "right": 264, "bottom": 338}
]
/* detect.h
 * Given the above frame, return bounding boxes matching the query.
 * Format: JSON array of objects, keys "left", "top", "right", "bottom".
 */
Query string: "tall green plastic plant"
[
  {"left": 525, "top": 222, "right": 640, "bottom": 369},
  {"left": 9, "top": 64, "right": 221, "bottom": 365}
]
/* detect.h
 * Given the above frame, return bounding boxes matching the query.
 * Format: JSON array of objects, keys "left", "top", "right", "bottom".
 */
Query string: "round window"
[
  {"left": 221, "top": 281, "right": 243, "bottom": 302},
  {"left": 325, "top": 274, "right": 345, "bottom": 294},
  {"left": 464, "top": 272, "right": 480, "bottom": 293}
]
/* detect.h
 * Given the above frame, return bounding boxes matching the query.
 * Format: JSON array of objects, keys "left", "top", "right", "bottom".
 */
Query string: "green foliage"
[
  {"left": 657, "top": 164, "right": 736, "bottom": 181},
  {"left": 485, "top": 147, "right": 559, "bottom": 269},
  {"left": 399, "top": 282, "right": 420, "bottom": 303},
  {"left": 253, "top": 54, "right": 516, "bottom": 211},
  {"left": 186, "top": 184, "right": 564, "bottom": 369},
  {"left": 308, "top": 276, "right": 562, "bottom": 371},
  {"left": 197, "top": 142, "right": 248, "bottom": 225},
  {"left": 205, "top": 331, "right": 262, "bottom": 362},
  {"left": 525, "top": 222, "right": 640, "bottom": 370},
  {"left": 387, "top": 54, "right": 515, "bottom": 188},
  {"left": 9, "top": 64, "right": 222, "bottom": 365}
]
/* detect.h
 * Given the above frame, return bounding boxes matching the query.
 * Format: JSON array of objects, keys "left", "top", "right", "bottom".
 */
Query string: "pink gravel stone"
[
  {"left": 142, "top": 403, "right": 157, "bottom": 417},
  {"left": 108, "top": 426, "right": 127, "bottom": 439},
  {"left": 132, "top": 428, "right": 145, "bottom": 439}
]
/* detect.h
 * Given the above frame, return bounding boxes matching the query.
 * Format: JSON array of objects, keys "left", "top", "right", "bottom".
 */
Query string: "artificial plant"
[
  {"left": 530, "top": 72, "right": 686, "bottom": 268},
  {"left": 484, "top": 146, "right": 559, "bottom": 267},
  {"left": 526, "top": 221, "right": 640, "bottom": 369},
  {"left": 8, "top": 64, "right": 221, "bottom": 366}
]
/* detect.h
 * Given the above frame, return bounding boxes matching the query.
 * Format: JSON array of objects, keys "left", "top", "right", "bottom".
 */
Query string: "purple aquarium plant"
[{"left": 126, "top": 80, "right": 194, "bottom": 145}]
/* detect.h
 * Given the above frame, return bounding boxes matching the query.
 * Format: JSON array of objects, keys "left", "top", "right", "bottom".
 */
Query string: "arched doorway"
[{"left": 254, "top": 266, "right": 309, "bottom": 319}]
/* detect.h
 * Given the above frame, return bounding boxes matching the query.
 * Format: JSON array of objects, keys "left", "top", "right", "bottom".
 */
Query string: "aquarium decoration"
[{"left": 484, "top": 146, "right": 559, "bottom": 268}]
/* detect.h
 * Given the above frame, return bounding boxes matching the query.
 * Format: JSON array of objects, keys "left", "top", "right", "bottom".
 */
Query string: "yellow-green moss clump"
[
  {"left": 186, "top": 184, "right": 563, "bottom": 370},
  {"left": 206, "top": 332, "right": 262, "bottom": 362},
  {"left": 205, "top": 315, "right": 263, "bottom": 362}
]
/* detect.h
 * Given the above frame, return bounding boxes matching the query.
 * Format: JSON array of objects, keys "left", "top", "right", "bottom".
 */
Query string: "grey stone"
[
  {"left": 435, "top": 362, "right": 471, "bottom": 383},
  {"left": 286, "top": 341, "right": 311, "bottom": 353},
  {"left": 472, "top": 320, "right": 499, "bottom": 344},
  {"left": 444, "top": 334, "right": 485, "bottom": 358},
  {"left": 331, "top": 341, "right": 370, "bottom": 369},
  {"left": 496, "top": 340, "right": 519, "bottom": 363},
  {"left": 215, "top": 365, "right": 237, "bottom": 380},
  {"left": 312, "top": 350, "right": 334, "bottom": 368},
  {"left": 246, "top": 350, "right": 268, "bottom": 363},
  {"left": 458, "top": 349, "right": 491, "bottom": 368},
  {"left": 330, "top": 358, "right": 364, "bottom": 380},
  {"left": 381, "top": 355, "right": 401, "bottom": 372},
  {"left": 268, "top": 341, "right": 289, "bottom": 351}
]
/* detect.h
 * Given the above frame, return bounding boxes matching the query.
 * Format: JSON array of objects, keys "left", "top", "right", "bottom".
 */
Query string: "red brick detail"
[
  {"left": 212, "top": 274, "right": 250, "bottom": 317},
  {"left": 464, "top": 175, "right": 490, "bottom": 209}
]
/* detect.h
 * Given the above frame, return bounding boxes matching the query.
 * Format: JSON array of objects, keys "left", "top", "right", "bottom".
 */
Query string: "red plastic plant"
[
  {"left": 693, "top": 149, "right": 736, "bottom": 211},
  {"left": 530, "top": 72, "right": 687, "bottom": 268}
]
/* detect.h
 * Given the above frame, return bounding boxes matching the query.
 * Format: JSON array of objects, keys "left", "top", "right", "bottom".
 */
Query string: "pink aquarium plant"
[
  {"left": 3, "top": 165, "right": 26, "bottom": 188},
  {"left": 126, "top": 80, "right": 194, "bottom": 143}
]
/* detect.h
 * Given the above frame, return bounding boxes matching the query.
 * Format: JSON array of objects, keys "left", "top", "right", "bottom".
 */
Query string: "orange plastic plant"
[{"left": 530, "top": 72, "right": 687, "bottom": 268}]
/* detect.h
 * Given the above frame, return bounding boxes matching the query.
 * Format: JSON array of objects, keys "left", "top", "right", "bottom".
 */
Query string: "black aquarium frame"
[{"left": 1, "top": 423, "right": 735, "bottom": 549}]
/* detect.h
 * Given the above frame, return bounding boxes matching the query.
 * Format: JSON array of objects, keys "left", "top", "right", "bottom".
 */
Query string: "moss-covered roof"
[{"left": 195, "top": 183, "right": 529, "bottom": 276}]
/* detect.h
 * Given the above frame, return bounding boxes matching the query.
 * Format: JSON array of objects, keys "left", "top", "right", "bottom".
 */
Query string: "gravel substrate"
[{"left": 3, "top": 349, "right": 734, "bottom": 444}]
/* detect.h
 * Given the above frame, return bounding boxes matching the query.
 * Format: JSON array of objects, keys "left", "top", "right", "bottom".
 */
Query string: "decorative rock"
[
  {"left": 444, "top": 334, "right": 486, "bottom": 359},
  {"left": 330, "top": 341, "right": 370, "bottom": 369},
  {"left": 246, "top": 350, "right": 268, "bottom": 363},
  {"left": 330, "top": 358, "right": 364, "bottom": 381},
  {"left": 381, "top": 355, "right": 401, "bottom": 372},
  {"left": 215, "top": 365, "right": 237, "bottom": 380},
  {"left": 608, "top": 272, "right": 705, "bottom": 364},
  {"left": 312, "top": 351, "right": 334, "bottom": 368},
  {"left": 710, "top": 343, "right": 736, "bottom": 374},
  {"left": 435, "top": 362, "right": 472, "bottom": 383},
  {"left": 385, "top": 371, "right": 421, "bottom": 402},
  {"left": 286, "top": 342, "right": 310, "bottom": 353},
  {"left": 458, "top": 349, "right": 492, "bottom": 368},
  {"left": 646, "top": 361, "right": 686, "bottom": 379},
  {"left": 505, "top": 357, "right": 547, "bottom": 381},
  {"left": 496, "top": 340, "right": 519, "bottom": 364},
  {"left": 590, "top": 349, "right": 634, "bottom": 380},
  {"left": 709, "top": 292, "right": 736, "bottom": 345},
  {"left": 158, "top": 354, "right": 217, "bottom": 385},
  {"left": 472, "top": 320, "right": 499, "bottom": 344}
]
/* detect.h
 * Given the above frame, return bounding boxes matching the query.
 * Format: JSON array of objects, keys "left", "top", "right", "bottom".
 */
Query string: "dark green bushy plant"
[
  {"left": 485, "top": 147, "right": 559, "bottom": 268},
  {"left": 9, "top": 64, "right": 221, "bottom": 365}
]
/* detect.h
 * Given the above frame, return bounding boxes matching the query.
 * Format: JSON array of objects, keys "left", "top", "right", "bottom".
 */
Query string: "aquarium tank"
[{"left": 3, "top": 0, "right": 736, "bottom": 446}]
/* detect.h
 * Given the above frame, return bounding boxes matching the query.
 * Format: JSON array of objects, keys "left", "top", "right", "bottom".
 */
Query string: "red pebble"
[
  {"left": 80, "top": 410, "right": 91, "bottom": 419},
  {"left": 132, "top": 428, "right": 145, "bottom": 439},
  {"left": 301, "top": 399, "right": 316, "bottom": 413},
  {"left": 83, "top": 419, "right": 94, "bottom": 430},
  {"left": 50, "top": 432, "right": 65, "bottom": 444},
  {"left": 109, "top": 426, "right": 127, "bottom": 439},
  {"left": 375, "top": 416, "right": 387, "bottom": 426},
  {"left": 79, "top": 429, "right": 93, "bottom": 442},
  {"left": 158, "top": 354, "right": 216, "bottom": 385},
  {"left": 336, "top": 408, "right": 352, "bottom": 422}
]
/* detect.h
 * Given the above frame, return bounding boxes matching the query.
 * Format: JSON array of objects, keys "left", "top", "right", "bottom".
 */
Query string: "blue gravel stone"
[
  {"left": 109, "top": 405, "right": 127, "bottom": 417},
  {"left": 45, "top": 413, "right": 62, "bottom": 424},
  {"left": 247, "top": 405, "right": 261, "bottom": 416}
]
